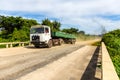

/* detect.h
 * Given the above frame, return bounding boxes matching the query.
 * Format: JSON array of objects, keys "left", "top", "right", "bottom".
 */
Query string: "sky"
[{"left": 0, "top": 0, "right": 120, "bottom": 34}]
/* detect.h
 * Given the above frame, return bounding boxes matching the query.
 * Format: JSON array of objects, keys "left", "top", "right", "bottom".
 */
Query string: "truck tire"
[
  {"left": 71, "top": 41, "right": 75, "bottom": 44},
  {"left": 58, "top": 38, "right": 63, "bottom": 45},
  {"left": 71, "top": 39, "right": 75, "bottom": 44},
  {"left": 47, "top": 40, "right": 52, "bottom": 48},
  {"left": 58, "top": 39, "right": 62, "bottom": 45}
]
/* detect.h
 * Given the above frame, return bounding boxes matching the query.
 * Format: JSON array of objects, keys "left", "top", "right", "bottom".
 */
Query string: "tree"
[
  {"left": 62, "top": 27, "right": 79, "bottom": 34},
  {"left": 11, "top": 26, "right": 29, "bottom": 41},
  {"left": 0, "top": 15, "right": 38, "bottom": 40},
  {"left": 52, "top": 20, "right": 61, "bottom": 31},
  {"left": 41, "top": 18, "right": 52, "bottom": 27},
  {"left": 41, "top": 18, "right": 61, "bottom": 32},
  {"left": 0, "top": 15, "right": 38, "bottom": 35},
  {"left": 79, "top": 31, "right": 85, "bottom": 35}
]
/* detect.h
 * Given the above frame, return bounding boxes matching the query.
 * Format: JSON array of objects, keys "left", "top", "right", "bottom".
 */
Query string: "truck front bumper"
[{"left": 31, "top": 41, "right": 47, "bottom": 46}]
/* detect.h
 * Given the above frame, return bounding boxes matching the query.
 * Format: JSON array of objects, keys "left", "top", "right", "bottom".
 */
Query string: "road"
[{"left": 0, "top": 40, "right": 100, "bottom": 80}]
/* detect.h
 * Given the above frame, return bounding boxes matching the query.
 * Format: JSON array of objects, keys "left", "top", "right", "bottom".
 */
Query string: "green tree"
[
  {"left": 41, "top": 18, "right": 61, "bottom": 32},
  {"left": 41, "top": 18, "right": 52, "bottom": 27},
  {"left": 12, "top": 26, "right": 29, "bottom": 41},
  {"left": 62, "top": 27, "right": 79, "bottom": 34},
  {"left": 0, "top": 15, "right": 38, "bottom": 35},
  {"left": 52, "top": 20, "right": 61, "bottom": 31},
  {"left": 0, "top": 16, "right": 38, "bottom": 41},
  {"left": 79, "top": 31, "right": 85, "bottom": 35},
  {"left": 0, "top": 15, "right": 38, "bottom": 41}
]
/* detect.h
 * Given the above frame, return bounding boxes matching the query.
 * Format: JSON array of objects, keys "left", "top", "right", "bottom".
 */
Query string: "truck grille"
[{"left": 32, "top": 35, "right": 40, "bottom": 41}]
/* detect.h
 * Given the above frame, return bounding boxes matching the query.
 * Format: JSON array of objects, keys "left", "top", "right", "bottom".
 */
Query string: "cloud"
[
  {"left": 1, "top": 0, "right": 120, "bottom": 15},
  {"left": 0, "top": 0, "right": 120, "bottom": 34}
]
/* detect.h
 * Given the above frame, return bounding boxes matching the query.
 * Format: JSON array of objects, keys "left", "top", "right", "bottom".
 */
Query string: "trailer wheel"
[
  {"left": 58, "top": 38, "right": 63, "bottom": 45},
  {"left": 70, "top": 39, "right": 76, "bottom": 44},
  {"left": 71, "top": 41, "right": 75, "bottom": 44},
  {"left": 47, "top": 40, "right": 52, "bottom": 48},
  {"left": 58, "top": 40, "right": 62, "bottom": 45}
]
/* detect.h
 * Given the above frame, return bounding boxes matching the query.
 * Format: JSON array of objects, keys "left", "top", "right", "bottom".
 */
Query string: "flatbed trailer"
[{"left": 52, "top": 31, "right": 76, "bottom": 39}]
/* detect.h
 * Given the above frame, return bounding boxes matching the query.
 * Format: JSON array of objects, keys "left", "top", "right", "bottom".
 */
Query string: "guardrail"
[
  {"left": 102, "top": 42, "right": 119, "bottom": 80},
  {"left": 0, "top": 42, "right": 30, "bottom": 48}
]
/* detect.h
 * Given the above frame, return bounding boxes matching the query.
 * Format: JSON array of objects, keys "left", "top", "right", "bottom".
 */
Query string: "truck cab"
[{"left": 30, "top": 25, "right": 52, "bottom": 48}]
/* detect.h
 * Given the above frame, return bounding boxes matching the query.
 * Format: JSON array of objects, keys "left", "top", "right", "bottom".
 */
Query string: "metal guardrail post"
[
  {"left": 19, "top": 43, "right": 21, "bottom": 47},
  {"left": 6, "top": 44, "right": 9, "bottom": 48},
  {"left": 22, "top": 43, "right": 24, "bottom": 47},
  {"left": 10, "top": 43, "right": 13, "bottom": 48}
]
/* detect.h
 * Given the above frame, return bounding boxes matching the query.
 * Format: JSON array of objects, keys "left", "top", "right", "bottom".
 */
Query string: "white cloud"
[
  {"left": 0, "top": 0, "right": 120, "bottom": 34},
  {"left": 1, "top": 0, "right": 120, "bottom": 15}
]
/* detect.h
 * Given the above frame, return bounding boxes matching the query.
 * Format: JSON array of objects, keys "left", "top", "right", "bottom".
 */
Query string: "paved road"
[
  {"left": 16, "top": 46, "right": 97, "bottom": 80},
  {"left": 0, "top": 40, "right": 100, "bottom": 80}
]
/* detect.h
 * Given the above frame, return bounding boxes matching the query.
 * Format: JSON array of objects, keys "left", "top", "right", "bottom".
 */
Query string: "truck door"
[{"left": 44, "top": 27, "right": 51, "bottom": 42}]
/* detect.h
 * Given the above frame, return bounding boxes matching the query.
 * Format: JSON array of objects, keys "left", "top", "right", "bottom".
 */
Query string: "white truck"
[{"left": 30, "top": 25, "right": 76, "bottom": 48}]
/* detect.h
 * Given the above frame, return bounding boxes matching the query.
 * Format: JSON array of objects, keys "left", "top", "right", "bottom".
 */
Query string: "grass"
[
  {"left": 91, "top": 41, "right": 101, "bottom": 46},
  {"left": 76, "top": 34, "right": 101, "bottom": 41}
]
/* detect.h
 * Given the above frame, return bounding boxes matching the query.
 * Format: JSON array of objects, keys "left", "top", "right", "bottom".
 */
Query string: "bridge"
[{"left": 0, "top": 40, "right": 119, "bottom": 80}]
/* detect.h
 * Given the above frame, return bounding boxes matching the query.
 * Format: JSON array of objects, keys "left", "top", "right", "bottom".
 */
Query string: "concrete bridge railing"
[
  {"left": 102, "top": 42, "right": 119, "bottom": 80},
  {"left": 0, "top": 42, "right": 30, "bottom": 48}
]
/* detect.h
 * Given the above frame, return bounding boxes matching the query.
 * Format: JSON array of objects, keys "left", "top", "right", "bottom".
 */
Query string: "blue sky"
[{"left": 0, "top": 0, "right": 120, "bottom": 34}]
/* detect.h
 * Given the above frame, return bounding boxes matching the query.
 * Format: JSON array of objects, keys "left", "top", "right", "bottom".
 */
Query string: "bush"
[
  {"left": 0, "top": 45, "right": 6, "bottom": 48},
  {"left": 91, "top": 41, "right": 101, "bottom": 46},
  {"left": 11, "top": 26, "right": 29, "bottom": 41},
  {"left": 102, "top": 29, "right": 120, "bottom": 78}
]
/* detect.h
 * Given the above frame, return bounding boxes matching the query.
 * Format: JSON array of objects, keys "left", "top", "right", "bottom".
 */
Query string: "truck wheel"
[
  {"left": 47, "top": 40, "right": 52, "bottom": 48},
  {"left": 71, "top": 41, "right": 73, "bottom": 44},
  {"left": 71, "top": 41, "right": 75, "bottom": 44},
  {"left": 58, "top": 39, "right": 63, "bottom": 45},
  {"left": 58, "top": 40, "right": 61, "bottom": 45},
  {"left": 71, "top": 39, "right": 75, "bottom": 44}
]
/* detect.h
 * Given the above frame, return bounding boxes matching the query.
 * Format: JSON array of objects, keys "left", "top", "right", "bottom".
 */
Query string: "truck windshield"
[{"left": 30, "top": 28, "right": 44, "bottom": 34}]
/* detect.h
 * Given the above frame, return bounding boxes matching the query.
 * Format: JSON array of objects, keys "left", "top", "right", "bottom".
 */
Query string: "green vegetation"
[
  {"left": 0, "top": 44, "right": 6, "bottom": 48},
  {"left": 62, "top": 27, "right": 97, "bottom": 41},
  {"left": 62, "top": 27, "right": 79, "bottom": 34},
  {"left": 41, "top": 18, "right": 61, "bottom": 32},
  {"left": 0, "top": 15, "right": 38, "bottom": 42},
  {"left": 91, "top": 41, "right": 101, "bottom": 46},
  {"left": 76, "top": 34, "right": 98, "bottom": 41},
  {"left": 102, "top": 29, "right": 120, "bottom": 78}
]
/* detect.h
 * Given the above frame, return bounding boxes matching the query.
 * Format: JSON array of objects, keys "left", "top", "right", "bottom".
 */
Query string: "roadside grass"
[
  {"left": 76, "top": 34, "right": 100, "bottom": 42},
  {"left": 91, "top": 41, "right": 101, "bottom": 46}
]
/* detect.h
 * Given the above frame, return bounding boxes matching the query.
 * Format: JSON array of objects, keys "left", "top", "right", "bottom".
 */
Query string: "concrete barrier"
[
  {"left": 102, "top": 42, "right": 119, "bottom": 80},
  {"left": 0, "top": 42, "right": 30, "bottom": 48}
]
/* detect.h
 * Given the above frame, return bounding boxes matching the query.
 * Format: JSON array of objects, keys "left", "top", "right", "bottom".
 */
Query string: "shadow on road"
[
  {"left": 25, "top": 45, "right": 48, "bottom": 49},
  {"left": 80, "top": 47, "right": 101, "bottom": 80}
]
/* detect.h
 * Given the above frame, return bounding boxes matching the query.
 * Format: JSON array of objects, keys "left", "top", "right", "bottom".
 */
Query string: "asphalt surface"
[
  {"left": 0, "top": 44, "right": 84, "bottom": 80},
  {"left": 0, "top": 40, "right": 101, "bottom": 80}
]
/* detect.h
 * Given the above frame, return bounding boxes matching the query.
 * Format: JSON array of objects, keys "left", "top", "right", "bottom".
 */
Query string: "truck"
[{"left": 30, "top": 25, "right": 76, "bottom": 48}]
